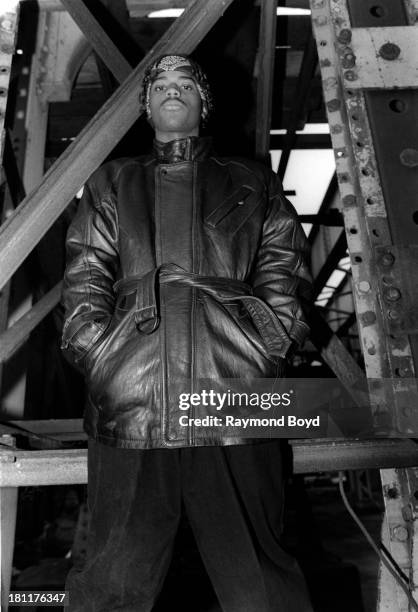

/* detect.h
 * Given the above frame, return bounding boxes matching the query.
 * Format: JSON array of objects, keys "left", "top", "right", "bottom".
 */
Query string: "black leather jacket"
[{"left": 61, "top": 136, "right": 311, "bottom": 449}]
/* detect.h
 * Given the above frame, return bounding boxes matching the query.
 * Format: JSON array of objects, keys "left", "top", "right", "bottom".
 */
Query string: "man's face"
[{"left": 148, "top": 70, "right": 201, "bottom": 142}]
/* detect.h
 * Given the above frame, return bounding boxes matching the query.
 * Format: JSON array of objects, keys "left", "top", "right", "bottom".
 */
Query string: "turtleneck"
[{"left": 153, "top": 136, "right": 212, "bottom": 164}]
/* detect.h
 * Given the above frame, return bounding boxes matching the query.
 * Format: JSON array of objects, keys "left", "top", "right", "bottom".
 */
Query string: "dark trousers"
[{"left": 66, "top": 440, "right": 313, "bottom": 612}]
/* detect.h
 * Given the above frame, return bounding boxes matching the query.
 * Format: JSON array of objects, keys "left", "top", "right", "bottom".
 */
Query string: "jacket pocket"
[
  {"left": 204, "top": 185, "right": 261, "bottom": 234},
  {"left": 82, "top": 317, "right": 113, "bottom": 368},
  {"left": 223, "top": 303, "right": 280, "bottom": 366},
  {"left": 62, "top": 315, "right": 112, "bottom": 365}
]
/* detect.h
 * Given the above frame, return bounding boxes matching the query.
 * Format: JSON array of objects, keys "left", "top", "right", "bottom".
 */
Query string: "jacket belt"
[{"left": 113, "top": 264, "right": 292, "bottom": 359}]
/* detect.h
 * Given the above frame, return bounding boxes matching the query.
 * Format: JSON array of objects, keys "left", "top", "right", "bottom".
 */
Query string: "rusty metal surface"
[
  {"left": 379, "top": 468, "right": 417, "bottom": 611},
  {"left": 310, "top": 1, "right": 418, "bottom": 607},
  {"left": 346, "top": 27, "right": 418, "bottom": 89},
  {"left": 365, "top": 90, "right": 418, "bottom": 245},
  {"left": 311, "top": 0, "right": 392, "bottom": 419},
  {"left": 348, "top": 0, "right": 418, "bottom": 381},
  {"left": 310, "top": 0, "right": 418, "bottom": 436},
  {"left": 376, "top": 246, "right": 418, "bottom": 335}
]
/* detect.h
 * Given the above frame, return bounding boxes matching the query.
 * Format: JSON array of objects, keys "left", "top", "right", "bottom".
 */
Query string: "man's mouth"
[{"left": 162, "top": 100, "right": 185, "bottom": 110}]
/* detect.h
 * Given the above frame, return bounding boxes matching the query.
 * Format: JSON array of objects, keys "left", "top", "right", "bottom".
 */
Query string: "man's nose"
[{"left": 166, "top": 84, "right": 181, "bottom": 97}]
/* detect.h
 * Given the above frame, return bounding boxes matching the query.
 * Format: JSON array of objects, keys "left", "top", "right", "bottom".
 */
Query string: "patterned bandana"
[{"left": 140, "top": 54, "right": 213, "bottom": 124}]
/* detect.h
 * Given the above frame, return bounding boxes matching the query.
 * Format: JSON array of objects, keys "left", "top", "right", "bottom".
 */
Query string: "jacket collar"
[{"left": 153, "top": 136, "right": 212, "bottom": 164}]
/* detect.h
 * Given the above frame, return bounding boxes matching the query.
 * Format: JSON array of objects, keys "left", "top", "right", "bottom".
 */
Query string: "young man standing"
[{"left": 61, "top": 54, "right": 313, "bottom": 612}]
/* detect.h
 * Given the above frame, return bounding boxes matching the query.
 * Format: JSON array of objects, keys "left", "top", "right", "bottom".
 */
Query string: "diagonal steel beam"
[
  {"left": 306, "top": 304, "right": 366, "bottom": 408},
  {"left": 61, "top": 0, "right": 132, "bottom": 83},
  {"left": 0, "top": 0, "right": 235, "bottom": 291},
  {"left": 0, "top": 282, "right": 62, "bottom": 365},
  {"left": 337, "top": 311, "right": 357, "bottom": 338}
]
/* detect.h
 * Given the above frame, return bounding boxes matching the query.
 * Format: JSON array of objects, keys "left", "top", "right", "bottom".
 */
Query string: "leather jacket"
[{"left": 61, "top": 136, "right": 311, "bottom": 449}]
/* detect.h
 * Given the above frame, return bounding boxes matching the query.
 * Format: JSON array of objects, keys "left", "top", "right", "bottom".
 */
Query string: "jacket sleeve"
[
  {"left": 60, "top": 174, "right": 119, "bottom": 370},
  {"left": 250, "top": 171, "right": 312, "bottom": 357}
]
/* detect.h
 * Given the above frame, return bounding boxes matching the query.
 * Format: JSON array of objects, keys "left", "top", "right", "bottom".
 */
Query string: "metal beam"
[
  {"left": 306, "top": 303, "right": 366, "bottom": 408},
  {"left": 255, "top": 0, "right": 277, "bottom": 162},
  {"left": 0, "top": 6, "right": 19, "bottom": 161},
  {"left": 1, "top": 438, "right": 418, "bottom": 486},
  {"left": 277, "top": 29, "right": 317, "bottom": 179},
  {"left": 28, "top": 0, "right": 190, "bottom": 13},
  {"left": 1, "top": 418, "right": 85, "bottom": 441},
  {"left": 291, "top": 438, "right": 418, "bottom": 473},
  {"left": 33, "top": 0, "right": 308, "bottom": 15},
  {"left": 299, "top": 209, "right": 344, "bottom": 226},
  {"left": 60, "top": 0, "right": 132, "bottom": 83},
  {"left": 0, "top": 0, "right": 235, "bottom": 291},
  {"left": 337, "top": 311, "right": 357, "bottom": 338},
  {"left": 270, "top": 133, "right": 332, "bottom": 149},
  {"left": 0, "top": 134, "right": 27, "bottom": 395},
  {"left": 0, "top": 282, "right": 62, "bottom": 364},
  {"left": 311, "top": 0, "right": 418, "bottom": 432}
]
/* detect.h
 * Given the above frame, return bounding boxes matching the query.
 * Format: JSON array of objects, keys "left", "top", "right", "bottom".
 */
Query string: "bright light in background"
[
  {"left": 338, "top": 256, "right": 351, "bottom": 271},
  {"left": 326, "top": 269, "right": 346, "bottom": 289},
  {"left": 1, "top": 0, "right": 18, "bottom": 10},
  {"left": 270, "top": 149, "right": 336, "bottom": 236},
  {"left": 271, "top": 123, "right": 330, "bottom": 135},
  {"left": 315, "top": 253, "right": 352, "bottom": 307},
  {"left": 277, "top": 8, "right": 311, "bottom": 16},
  {"left": 148, "top": 7, "right": 311, "bottom": 18},
  {"left": 148, "top": 9, "right": 184, "bottom": 18},
  {"left": 1, "top": 0, "right": 18, "bottom": 18}
]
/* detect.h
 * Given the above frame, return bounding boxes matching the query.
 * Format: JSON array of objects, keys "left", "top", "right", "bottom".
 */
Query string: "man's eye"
[
  {"left": 182, "top": 84, "right": 192, "bottom": 90},
  {"left": 154, "top": 85, "right": 165, "bottom": 92}
]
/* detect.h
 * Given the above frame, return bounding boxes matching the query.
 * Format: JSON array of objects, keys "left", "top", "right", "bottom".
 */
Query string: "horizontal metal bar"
[
  {"left": 0, "top": 449, "right": 87, "bottom": 486},
  {"left": 1, "top": 439, "right": 418, "bottom": 485},
  {"left": 0, "top": 418, "right": 86, "bottom": 441},
  {"left": 5, "top": 418, "right": 82, "bottom": 434},
  {"left": 270, "top": 133, "right": 332, "bottom": 149},
  {"left": 290, "top": 438, "right": 418, "bottom": 472},
  {"left": 299, "top": 210, "right": 344, "bottom": 226}
]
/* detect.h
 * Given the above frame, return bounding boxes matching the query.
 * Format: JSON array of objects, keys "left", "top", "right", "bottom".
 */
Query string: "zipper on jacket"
[
  {"left": 190, "top": 161, "right": 199, "bottom": 447},
  {"left": 154, "top": 165, "right": 170, "bottom": 448}
]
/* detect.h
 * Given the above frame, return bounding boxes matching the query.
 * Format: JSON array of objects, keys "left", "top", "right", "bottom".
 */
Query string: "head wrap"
[{"left": 140, "top": 54, "right": 213, "bottom": 124}]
